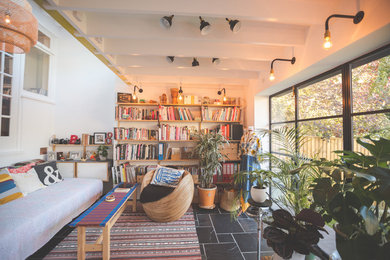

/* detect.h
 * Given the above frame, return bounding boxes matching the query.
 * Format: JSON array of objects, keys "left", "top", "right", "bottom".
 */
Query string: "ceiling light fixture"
[
  {"left": 269, "top": 57, "right": 296, "bottom": 81},
  {"left": 225, "top": 18, "right": 241, "bottom": 33},
  {"left": 323, "top": 11, "right": 364, "bottom": 50},
  {"left": 212, "top": 58, "right": 220, "bottom": 65},
  {"left": 0, "top": 0, "right": 38, "bottom": 53},
  {"left": 166, "top": 56, "right": 175, "bottom": 63},
  {"left": 178, "top": 83, "right": 184, "bottom": 101},
  {"left": 132, "top": 85, "right": 143, "bottom": 100},
  {"left": 199, "top": 16, "right": 211, "bottom": 35},
  {"left": 217, "top": 88, "right": 227, "bottom": 102},
  {"left": 192, "top": 58, "right": 199, "bottom": 67},
  {"left": 160, "top": 15, "right": 174, "bottom": 29}
]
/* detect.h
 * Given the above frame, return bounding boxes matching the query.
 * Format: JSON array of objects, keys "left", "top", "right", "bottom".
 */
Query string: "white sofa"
[{"left": 0, "top": 178, "right": 103, "bottom": 260}]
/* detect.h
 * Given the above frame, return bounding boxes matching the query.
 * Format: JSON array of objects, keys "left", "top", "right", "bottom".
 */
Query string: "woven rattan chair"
[{"left": 140, "top": 170, "right": 194, "bottom": 222}]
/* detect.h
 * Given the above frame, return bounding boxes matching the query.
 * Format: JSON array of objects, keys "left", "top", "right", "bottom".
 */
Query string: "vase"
[{"left": 250, "top": 186, "right": 267, "bottom": 203}]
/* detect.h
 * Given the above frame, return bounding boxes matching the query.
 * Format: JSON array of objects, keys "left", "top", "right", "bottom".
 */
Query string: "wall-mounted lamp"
[
  {"left": 178, "top": 83, "right": 184, "bottom": 101},
  {"left": 212, "top": 58, "right": 220, "bottom": 65},
  {"left": 323, "top": 11, "right": 364, "bottom": 49},
  {"left": 160, "top": 15, "right": 174, "bottom": 29},
  {"left": 199, "top": 16, "right": 211, "bottom": 35},
  {"left": 269, "top": 57, "right": 296, "bottom": 81},
  {"left": 225, "top": 18, "right": 241, "bottom": 33},
  {"left": 132, "top": 85, "right": 143, "bottom": 100},
  {"left": 192, "top": 58, "right": 199, "bottom": 67},
  {"left": 166, "top": 56, "right": 175, "bottom": 63},
  {"left": 217, "top": 88, "right": 227, "bottom": 102}
]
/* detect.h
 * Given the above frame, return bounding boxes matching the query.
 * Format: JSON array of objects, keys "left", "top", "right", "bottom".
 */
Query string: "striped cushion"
[
  {"left": 0, "top": 168, "right": 23, "bottom": 205},
  {"left": 150, "top": 166, "right": 184, "bottom": 187}
]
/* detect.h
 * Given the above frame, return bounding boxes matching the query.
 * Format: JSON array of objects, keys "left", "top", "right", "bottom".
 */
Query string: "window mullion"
[{"left": 342, "top": 64, "right": 352, "bottom": 151}]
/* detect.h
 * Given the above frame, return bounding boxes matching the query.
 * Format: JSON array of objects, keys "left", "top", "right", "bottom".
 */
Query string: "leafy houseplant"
[
  {"left": 234, "top": 169, "right": 269, "bottom": 203},
  {"left": 192, "top": 132, "right": 226, "bottom": 209},
  {"left": 97, "top": 145, "right": 109, "bottom": 160}
]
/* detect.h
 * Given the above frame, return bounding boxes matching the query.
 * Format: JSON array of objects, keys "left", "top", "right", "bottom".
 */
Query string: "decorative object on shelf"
[
  {"left": 217, "top": 88, "right": 227, "bottom": 102},
  {"left": 212, "top": 57, "right": 220, "bottom": 65},
  {"left": 170, "top": 88, "right": 179, "bottom": 104},
  {"left": 192, "top": 57, "right": 199, "bottom": 67},
  {"left": 192, "top": 132, "right": 226, "bottom": 209},
  {"left": 0, "top": 0, "right": 38, "bottom": 53},
  {"left": 47, "top": 151, "right": 56, "bottom": 161},
  {"left": 166, "top": 56, "right": 175, "bottom": 63},
  {"left": 202, "top": 96, "right": 211, "bottom": 104},
  {"left": 225, "top": 18, "right": 241, "bottom": 33},
  {"left": 69, "top": 151, "right": 82, "bottom": 160},
  {"left": 94, "top": 132, "right": 106, "bottom": 144},
  {"left": 97, "top": 145, "right": 109, "bottom": 160},
  {"left": 86, "top": 150, "right": 94, "bottom": 160},
  {"left": 323, "top": 11, "right": 364, "bottom": 49},
  {"left": 199, "top": 16, "right": 211, "bottom": 35},
  {"left": 132, "top": 85, "right": 143, "bottom": 101},
  {"left": 269, "top": 56, "right": 296, "bottom": 81},
  {"left": 69, "top": 135, "right": 78, "bottom": 144},
  {"left": 161, "top": 93, "right": 167, "bottom": 104},
  {"left": 160, "top": 15, "right": 174, "bottom": 29},
  {"left": 106, "top": 132, "right": 113, "bottom": 144},
  {"left": 57, "top": 152, "right": 64, "bottom": 160},
  {"left": 117, "top": 92, "right": 132, "bottom": 103}
]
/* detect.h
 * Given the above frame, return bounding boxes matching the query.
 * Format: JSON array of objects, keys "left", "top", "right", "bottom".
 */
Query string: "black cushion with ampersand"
[{"left": 33, "top": 162, "right": 63, "bottom": 186}]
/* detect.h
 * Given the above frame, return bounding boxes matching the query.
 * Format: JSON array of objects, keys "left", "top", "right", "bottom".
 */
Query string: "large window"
[
  {"left": 0, "top": 51, "right": 13, "bottom": 136},
  {"left": 270, "top": 45, "right": 390, "bottom": 158}
]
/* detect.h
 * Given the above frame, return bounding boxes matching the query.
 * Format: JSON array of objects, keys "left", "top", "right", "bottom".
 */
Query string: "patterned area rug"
[{"left": 44, "top": 207, "right": 202, "bottom": 259}]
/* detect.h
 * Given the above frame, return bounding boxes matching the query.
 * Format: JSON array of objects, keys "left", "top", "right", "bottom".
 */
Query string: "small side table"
[{"left": 246, "top": 198, "right": 272, "bottom": 260}]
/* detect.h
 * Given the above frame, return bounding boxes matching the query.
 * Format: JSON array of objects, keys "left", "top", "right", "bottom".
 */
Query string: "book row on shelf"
[
  {"left": 202, "top": 106, "right": 240, "bottom": 121},
  {"left": 159, "top": 124, "right": 191, "bottom": 141},
  {"left": 114, "top": 127, "right": 158, "bottom": 141},
  {"left": 159, "top": 106, "right": 197, "bottom": 121},
  {"left": 111, "top": 164, "right": 157, "bottom": 185},
  {"left": 116, "top": 107, "right": 158, "bottom": 120},
  {"left": 216, "top": 124, "right": 244, "bottom": 141},
  {"left": 213, "top": 162, "right": 241, "bottom": 183},
  {"left": 115, "top": 144, "right": 158, "bottom": 161}
]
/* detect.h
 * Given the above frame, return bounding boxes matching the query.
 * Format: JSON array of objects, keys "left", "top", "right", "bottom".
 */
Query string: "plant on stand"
[
  {"left": 192, "top": 132, "right": 226, "bottom": 209},
  {"left": 97, "top": 145, "right": 109, "bottom": 161},
  {"left": 234, "top": 169, "right": 269, "bottom": 203}
]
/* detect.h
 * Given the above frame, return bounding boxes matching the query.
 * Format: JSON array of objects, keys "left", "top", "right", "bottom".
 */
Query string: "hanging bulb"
[
  {"left": 269, "top": 68, "right": 275, "bottom": 81},
  {"left": 4, "top": 13, "right": 11, "bottom": 24},
  {"left": 323, "top": 30, "right": 332, "bottom": 49},
  {"left": 178, "top": 94, "right": 183, "bottom": 101},
  {"left": 223, "top": 95, "right": 227, "bottom": 102},
  {"left": 132, "top": 92, "right": 137, "bottom": 100}
]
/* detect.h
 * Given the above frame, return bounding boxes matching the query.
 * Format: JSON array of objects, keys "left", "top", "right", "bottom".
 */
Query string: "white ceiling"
[{"left": 44, "top": 0, "right": 339, "bottom": 86}]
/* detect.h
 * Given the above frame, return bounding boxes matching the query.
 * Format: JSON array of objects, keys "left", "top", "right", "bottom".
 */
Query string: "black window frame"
[{"left": 269, "top": 44, "right": 390, "bottom": 155}]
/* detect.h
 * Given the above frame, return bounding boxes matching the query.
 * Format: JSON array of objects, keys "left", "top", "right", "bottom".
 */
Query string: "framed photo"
[
  {"left": 86, "top": 150, "right": 94, "bottom": 160},
  {"left": 94, "top": 132, "right": 106, "bottom": 144},
  {"left": 69, "top": 151, "right": 82, "bottom": 160},
  {"left": 47, "top": 151, "right": 56, "bottom": 161},
  {"left": 57, "top": 152, "right": 64, "bottom": 160}
]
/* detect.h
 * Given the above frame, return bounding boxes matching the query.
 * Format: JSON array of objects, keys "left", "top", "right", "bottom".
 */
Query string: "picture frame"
[
  {"left": 86, "top": 150, "right": 94, "bottom": 160},
  {"left": 57, "top": 152, "right": 64, "bottom": 160},
  {"left": 69, "top": 151, "right": 82, "bottom": 160},
  {"left": 47, "top": 151, "right": 56, "bottom": 161},
  {"left": 94, "top": 132, "right": 106, "bottom": 144}
]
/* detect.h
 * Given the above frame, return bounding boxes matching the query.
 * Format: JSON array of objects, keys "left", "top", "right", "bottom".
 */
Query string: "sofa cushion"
[
  {"left": 140, "top": 184, "right": 175, "bottom": 203},
  {"left": 150, "top": 166, "right": 184, "bottom": 187},
  {"left": 9, "top": 169, "right": 46, "bottom": 195},
  {"left": 8, "top": 162, "right": 36, "bottom": 174},
  {"left": 33, "top": 162, "right": 63, "bottom": 186},
  {"left": 0, "top": 168, "right": 23, "bottom": 205}
]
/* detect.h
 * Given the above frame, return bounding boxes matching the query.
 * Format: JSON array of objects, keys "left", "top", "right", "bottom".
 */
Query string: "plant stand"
[{"left": 246, "top": 198, "right": 272, "bottom": 260}]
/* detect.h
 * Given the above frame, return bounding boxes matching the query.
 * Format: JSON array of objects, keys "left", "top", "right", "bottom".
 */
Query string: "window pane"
[
  {"left": 3, "top": 76, "right": 12, "bottom": 95},
  {"left": 4, "top": 54, "right": 12, "bottom": 75},
  {"left": 271, "top": 123, "right": 295, "bottom": 154},
  {"left": 271, "top": 90, "right": 295, "bottom": 123},
  {"left": 1, "top": 117, "right": 10, "bottom": 136},
  {"left": 352, "top": 55, "right": 390, "bottom": 113},
  {"left": 353, "top": 113, "right": 390, "bottom": 154},
  {"left": 2, "top": 96, "right": 11, "bottom": 116},
  {"left": 23, "top": 47, "right": 49, "bottom": 96},
  {"left": 298, "top": 73, "right": 342, "bottom": 119},
  {"left": 299, "top": 118, "right": 343, "bottom": 160}
]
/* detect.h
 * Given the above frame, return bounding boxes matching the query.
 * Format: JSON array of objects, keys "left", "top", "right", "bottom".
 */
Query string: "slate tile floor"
[{"left": 193, "top": 204, "right": 274, "bottom": 260}]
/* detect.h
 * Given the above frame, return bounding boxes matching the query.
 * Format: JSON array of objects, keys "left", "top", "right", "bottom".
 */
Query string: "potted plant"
[
  {"left": 220, "top": 182, "right": 240, "bottom": 212},
  {"left": 192, "top": 132, "right": 226, "bottom": 209},
  {"left": 97, "top": 145, "right": 109, "bottom": 161},
  {"left": 234, "top": 169, "right": 269, "bottom": 203}
]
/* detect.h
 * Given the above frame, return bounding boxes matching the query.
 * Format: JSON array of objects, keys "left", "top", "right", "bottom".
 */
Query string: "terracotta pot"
[
  {"left": 250, "top": 186, "right": 267, "bottom": 203},
  {"left": 198, "top": 185, "right": 217, "bottom": 209},
  {"left": 220, "top": 189, "right": 240, "bottom": 212}
]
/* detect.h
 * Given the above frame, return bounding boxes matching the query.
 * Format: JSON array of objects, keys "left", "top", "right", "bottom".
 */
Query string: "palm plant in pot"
[{"left": 192, "top": 131, "right": 226, "bottom": 209}]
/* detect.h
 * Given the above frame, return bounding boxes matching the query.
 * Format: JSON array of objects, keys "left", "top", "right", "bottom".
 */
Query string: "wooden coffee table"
[{"left": 69, "top": 183, "right": 138, "bottom": 260}]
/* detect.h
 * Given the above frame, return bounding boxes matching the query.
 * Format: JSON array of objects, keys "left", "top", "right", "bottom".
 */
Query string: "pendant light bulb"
[
  {"left": 178, "top": 94, "right": 183, "bottom": 101},
  {"left": 132, "top": 93, "right": 137, "bottom": 100},
  {"left": 323, "top": 30, "right": 332, "bottom": 49},
  {"left": 269, "top": 68, "right": 275, "bottom": 81},
  {"left": 4, "top": 13, "right": 11, "bottom": 24},
  {"left": 223, "top": 95, "right": 227, "bottom": 102}
]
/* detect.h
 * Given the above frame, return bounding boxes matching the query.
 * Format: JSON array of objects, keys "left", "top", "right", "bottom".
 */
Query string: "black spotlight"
[
  {"left": 212, "top": 58, "right": 220, "bottom": 65},
  {"left": 160, "top": 15, "right": 174, "bottom": 29},
  {"left": 226, "top": 18, "right": 241, "bottom": 33},
  {"left": 192, "top": 58, "right": 199, "bottom": 67},
  {"left": 166, "top": 56, "right": 175, "bottom": 63},
  {"left": 199, "top": 16, "right": 211, "bottom": 35}
]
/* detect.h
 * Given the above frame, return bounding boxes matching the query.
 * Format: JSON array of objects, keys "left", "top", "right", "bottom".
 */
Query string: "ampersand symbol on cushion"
[
  {"left": 43, "top": 166, "right": 61, "bottom": 185},
  {"left": 106, "top": 132, "right": 113, "bottom": 144}
]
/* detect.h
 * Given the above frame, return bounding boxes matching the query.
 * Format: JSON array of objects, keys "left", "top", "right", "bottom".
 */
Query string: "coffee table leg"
[
  {"left": 103, "top": 226, "right": 110, "bottom": 260},
  {"left": 77, "top": 226, "right": 86, "bottom": 260},
  {"left": 132, "top": 190, "right": 137, "bottom": 212}
]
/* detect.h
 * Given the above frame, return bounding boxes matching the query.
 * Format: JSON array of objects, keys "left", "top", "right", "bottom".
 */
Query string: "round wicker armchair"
[{"left": 140, "top": 170, "right": 194, "bottom": 222}]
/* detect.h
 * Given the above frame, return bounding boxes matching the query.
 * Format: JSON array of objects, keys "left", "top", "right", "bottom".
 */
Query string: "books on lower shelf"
[
  {"left": 114, "top": 127, "right": 157, "bottom": 140},
  {"left": 159, "top": 105, "right": 196, "bottom": 121},
  {"left": 216, "top": 124, "right": 243, "bottom": 140},
  {"left": 115, "top": 143, "right": 158, "bottom": 160},
  {"left": 158, "top": 124, "right": 191, "bottom": 141},
  {"left": 111, "top": 164, "right": 157, "bottom": 185},
  {"left": 116, "top": 106, "right": 158, "bottom": 120},
  {"left": 213, "top": 162, "right": 240, "bottom": 183},
  {"left": 202, "top": 106, "right": 240, "bottom": 121}
]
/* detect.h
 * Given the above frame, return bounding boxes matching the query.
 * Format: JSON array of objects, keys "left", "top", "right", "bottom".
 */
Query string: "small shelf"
[
  {"left": 202, "top": 120, "right": 241, "bottom": 123},
  {"left": 202, "top": 104, "right": 241, "bottom": 107},
  {"left": 117, "top": 159, "right": 159, "bottom": 162},
  {"left": 116, "top": 103, "right": 159, "bottom": 106},
  {"left": 161, "top": 159, "right": 199, "bottom": 162},
  {"left": 117, "top": 119, "right": 158, "bottom": 122},
  {"left": 52, "top": 144, "right": 82, "bottom": 146},
  {"left": 161, "top": 103, "right": 201, "bottom": 107},
  {"left": 160, "top": 120, "right": 201, "bottom": 123},
  {"left": 85, "top": 144, "right": 107, "bottom": 147},
  {"left": 159, "top": 140, "right": 195, "bottom": 143},
  {"left": 116, "top": 139, "right": 158, "bottom": 143}
]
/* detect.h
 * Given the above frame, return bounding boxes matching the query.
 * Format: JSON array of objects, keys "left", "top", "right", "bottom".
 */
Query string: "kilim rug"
[{"left": 44, "top": 207, "right": 202, "bottom": 259}]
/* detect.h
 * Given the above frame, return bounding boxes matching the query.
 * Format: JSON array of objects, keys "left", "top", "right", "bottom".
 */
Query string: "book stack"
[
  {"left": 111, "top": 164, "right": 158, "bottom": 184},
  {"left": 212, "top": 162, "right": 240, "bottom": 183},
  {"left": 202, "top": 107, "right": 240, "bottom": 121},
  {"left": 116, "top": 107, "right": 158, "bottom": 120},
  {"left": 159, "top": 124, "right": 190, "bottom": 141},
  {"left": 216, "top": 124, "right": 243, "bottom": 140},
  {"left": 159, "top": 106, "right": 195, "bottom": 121},
  {"left": 114, "top": 127, "right": 157, "bottom": 140},
  {"left": 115, "top": 144, "right": 158, "bottom": 160}
]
